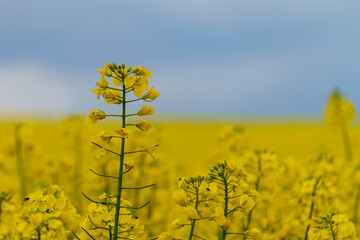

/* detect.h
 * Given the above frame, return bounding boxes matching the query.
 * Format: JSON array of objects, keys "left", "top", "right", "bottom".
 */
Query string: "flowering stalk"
[
  {"left": 84, "top": 62, "right": 160, "bottom": 239},
  {"left": 188, "top": 187, "right": 199, "bottom": 240},
  {"left": 208, "top": 161, "right": 255, "bottom": 240},
  {"left": 112, "top": 75, "right": 127, "bottom": 240},
  {"left": 221, "top": 173, "right": 229, "bottom": 240},
  {"left": 304, "top": 176, "right": 321, "bottom": 240}
]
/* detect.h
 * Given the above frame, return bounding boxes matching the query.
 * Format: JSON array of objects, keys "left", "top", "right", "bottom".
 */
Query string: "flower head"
[
  {"left": 88, "top": 109, "right": 106, "bottom": 123},
  {"left": 136, "top": 120, "right": 152, "bottom": 131},
  {"left": 142, "top": 86, "right": 160, "bottom": 102},
  {"left": 137, "top": 105, "right": 155, "bottom": 116},
  {"left": 115, "top": 128, "right": 132, "bottom": 138}
]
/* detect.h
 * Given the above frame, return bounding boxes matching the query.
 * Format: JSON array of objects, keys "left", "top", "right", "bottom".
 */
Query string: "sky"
[{"left": 1, "top": 0, "right": 360, "bottom": 118}]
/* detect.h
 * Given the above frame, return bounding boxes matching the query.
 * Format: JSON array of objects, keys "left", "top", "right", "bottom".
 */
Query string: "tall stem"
[
  {"left": 188, "top": 188, "right": 199, "bottom": 240},
  {"left": 330, "top": 222, "right": 336, "bottom": 240},
  {"left": 222, "top": 173, "right": 229, "bottom": 240},
  {"left": 304, "top": 177, "right": 321, "bottom": 240},
  {"left": 112, "top": 81, "right": 126, "bottom": 240}
]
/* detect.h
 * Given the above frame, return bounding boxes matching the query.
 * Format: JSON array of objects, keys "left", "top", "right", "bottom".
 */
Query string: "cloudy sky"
[{"left": 1, "top": 0, "right": 360, "bottom": 117}]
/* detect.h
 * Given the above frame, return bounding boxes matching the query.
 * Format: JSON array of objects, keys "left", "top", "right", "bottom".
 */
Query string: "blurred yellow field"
[{"left": 1, "top": 115, "right": 360, "bottom": 239}]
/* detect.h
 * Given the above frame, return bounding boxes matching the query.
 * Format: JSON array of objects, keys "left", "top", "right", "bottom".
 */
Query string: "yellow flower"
[
  {"left": 97, "top": 130, "right": 112, "bottom": 142},
  {"left": 47, "top": 219, "right": 63, "bottom": 229},
  {"left": 103, "top": 89, "right": 122, "bottom": 104},
  {"left": 134, "top": 63, "right": 152, "bottom": 78},
  {"left": 157, "top": 232, "right": 173, "bottom": 240},
  {"left": 97, "top": 63, "right": 112, "bottom": 77},
  {"left": 171, "top": 218, "right": 185, "bottom": 230},
  {"left": 185, "top": 206, "right": 198, "bottom": 220},
  {"left": 114, "top": 128, "right": 132, "bottom": 138},
  {"left": 223, "top": 219, "right": 231, "bottom": 231},
  {"left": 29, "top": 213, "right": 43, "bottom": 228},
  {"left": 112, "top": 76, "right": 122, "bottom": 87},
  {"left": 172, "top": 189, "right": 188, "bottom": 207},
  {"left": 337, "top": 221, "right": 356, "bottom": 239},
  {"left": 88, "top": 109, "right": 106, "bottom": 123},
  {"left": 249, "top": 228, "right": 261, "bottom": 240},
  {"left": 142, "top": 86, "right": 160, "bottom": 102},
  {"left": 98, "top": 193, "right": 108, "bottom": 199},
  {"left": 137, "top": 105, "right": 155, "bottom": 116},
  {"left": 213, "top": 206, "right": 226, "bottom": 225},
  {"left": 136, "top": 120, "right": 152, "bottom": 131}
]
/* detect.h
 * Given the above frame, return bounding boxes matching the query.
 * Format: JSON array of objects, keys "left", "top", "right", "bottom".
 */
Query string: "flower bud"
[
  {"left": 88, "top": 109, "right": 106, "bottom": 123},
  {"left": 137, "top": 105, "right": 155, "bottom": 116},
  {"left": 136, "top": 120, "right": 152, "bottom": 131},
  {"left": 142, "top": 86, "right": 160, "bottom": 102}
]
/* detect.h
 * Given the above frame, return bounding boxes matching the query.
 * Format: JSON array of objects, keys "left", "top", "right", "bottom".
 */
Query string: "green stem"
[
  {"left": 304, "top": 177, "right": 321, "bottom": 240},
  {"left": 112, "top": 82, "right": 127, "bottom": 240},
  {"left": 188, "top": 188, "right": 199, "bottom": 240},
  {"left": 37, "top": 228, "right": 41, "bottom": 240},
  {"left": 222, "top": 172, "right": 229, "bottom": 240},
  {"left": 330, "top": 222, "right": 336, "bottom": 240}
]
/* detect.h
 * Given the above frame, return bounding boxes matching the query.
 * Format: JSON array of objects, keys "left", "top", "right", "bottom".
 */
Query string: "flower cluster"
[{"left": 15, "top": 185, "right": 80, "bottom": 239}]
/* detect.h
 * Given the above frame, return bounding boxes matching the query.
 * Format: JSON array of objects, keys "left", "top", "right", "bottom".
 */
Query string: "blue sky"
[{"left": 1, "top": 0, "right": 360, "bottom": 117}]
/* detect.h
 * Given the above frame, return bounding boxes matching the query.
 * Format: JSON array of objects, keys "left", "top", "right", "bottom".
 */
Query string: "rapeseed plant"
[{"left": 78, "top": 62, "right": 159, "bottom": 240}]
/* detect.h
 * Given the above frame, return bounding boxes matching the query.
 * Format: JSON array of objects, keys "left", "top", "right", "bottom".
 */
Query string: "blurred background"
[{"left": 1, "top": 0, "right": 360, "bottom": 119}]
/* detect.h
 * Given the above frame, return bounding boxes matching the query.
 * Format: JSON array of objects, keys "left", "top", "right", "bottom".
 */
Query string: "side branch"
[
  {"left": 82, "top": 192, "right": 116, "bottom": 206},
  {"left": 92, "top": 142, "right": 121, "bottom": 157}
]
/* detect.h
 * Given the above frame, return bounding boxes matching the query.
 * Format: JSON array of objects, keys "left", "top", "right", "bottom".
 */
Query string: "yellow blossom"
[
  {"left": 88, "top": 109, "right": 106, "bottom": 123},
  {"left": 134, "top": 63, "right": 152, "bottom": 78},
  {"left": 137, "top": 105, "right": 155, "bottom": 116},
  {"left": 223, "top": 219, "right": 231, "bottom": 231},
  {"left": 142, "top": 86, "right": 160, "bottom": 102},
  {"left": 114, "top": 128, "right": 132, "bottom": 138},
  {"left": 136, "top": 120, "right": 152, "bottom": 131},
  {"left": 97, "top": 63, "right": 112, "bottom": 77},
  {"left": 97, "top": 130, "right": 112, "bottom": 142},
  {"left": 172, "top": 189, "right": 189, "bottom": 206}
]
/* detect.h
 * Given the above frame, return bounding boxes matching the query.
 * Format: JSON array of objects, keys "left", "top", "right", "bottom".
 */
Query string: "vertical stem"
[
  {"left": 188, "top": 188, "right": 199, "bottom": 240},
  {"left": 15, "top": 124, "right": 26, "bottom": 200},
  {"left": 304, "top": 177, "right": 321, "bottom": 240},
  {"left": 330, "top": 222, "right": 336, "bottom": 240},
  {"left": 112, "top": 81, "right": 126, "bottom": 240},
  {"left": 222, "top": 172, "right": 228, "bottom": 240},
  {"left": 37, "top": 228, "right": 41, "bottom": 240},
  {"left": 188, "top": 220, "right": 196, "bottom": 240}
]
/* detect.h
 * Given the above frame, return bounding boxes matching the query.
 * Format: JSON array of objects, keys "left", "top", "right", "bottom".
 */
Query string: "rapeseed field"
[{"left": 0, "top": 63, "right": 359, "bottom": 240}]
